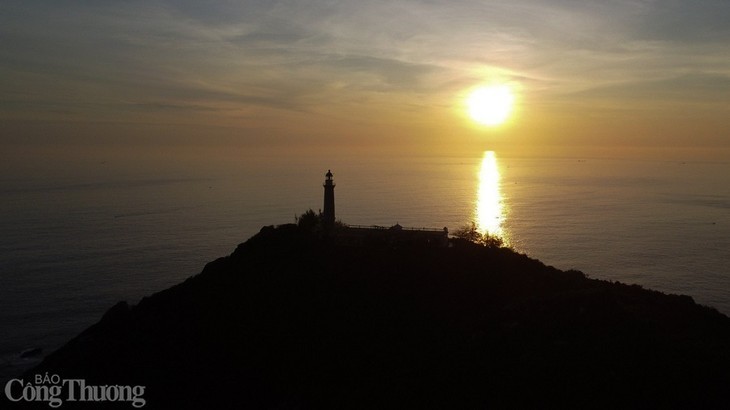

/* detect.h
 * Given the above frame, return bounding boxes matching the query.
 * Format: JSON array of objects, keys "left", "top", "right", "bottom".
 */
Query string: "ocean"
[{"left": 2, "top": 151, "right": 729, "bottom": 379}]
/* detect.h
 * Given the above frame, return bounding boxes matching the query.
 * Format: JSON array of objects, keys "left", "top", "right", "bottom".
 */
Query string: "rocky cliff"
[{"left": 18, "top": 224, "right": 730, "bottom": 408}]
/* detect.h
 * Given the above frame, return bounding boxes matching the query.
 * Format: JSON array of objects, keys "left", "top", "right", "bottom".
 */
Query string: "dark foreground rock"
[{"left": 15, "top": 224, "right": 730, "bottom": 408}]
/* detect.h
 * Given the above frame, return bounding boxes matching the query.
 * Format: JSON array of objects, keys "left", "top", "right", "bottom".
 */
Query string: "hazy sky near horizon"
[{"left": 2, "top": 0, "right": 730, "bottom": 158}]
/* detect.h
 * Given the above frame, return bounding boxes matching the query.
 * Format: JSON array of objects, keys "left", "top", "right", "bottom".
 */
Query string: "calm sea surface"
[{"left": 2, "top": 152, "right": 729, "bottom": 378}]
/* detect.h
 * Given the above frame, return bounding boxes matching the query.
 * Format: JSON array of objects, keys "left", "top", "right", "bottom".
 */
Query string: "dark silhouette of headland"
[{"left": 14, "top": 171, "right": 730, "bottom": 409}]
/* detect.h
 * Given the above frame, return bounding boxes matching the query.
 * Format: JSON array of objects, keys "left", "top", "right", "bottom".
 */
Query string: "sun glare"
[
  {"left": 467, "top": 85, "right": 515, "bottom": 126},
  {"left": 476, "top": 150, "right": 506, "bottom": 241}
]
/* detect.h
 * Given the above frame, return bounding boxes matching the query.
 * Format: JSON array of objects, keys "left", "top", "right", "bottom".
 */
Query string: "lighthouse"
[{"left": 323, "top": 170, "right": 335, "bottom": 228}]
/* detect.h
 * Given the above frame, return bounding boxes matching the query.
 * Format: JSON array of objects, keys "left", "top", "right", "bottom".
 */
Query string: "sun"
[{"left": 467, "top": 85, "right": 515, "bottom": 126}]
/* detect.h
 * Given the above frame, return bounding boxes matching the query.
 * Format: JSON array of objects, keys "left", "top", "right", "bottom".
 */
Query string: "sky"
[{"left": 2, "top": 0, "right": 730, "bottom": 163}]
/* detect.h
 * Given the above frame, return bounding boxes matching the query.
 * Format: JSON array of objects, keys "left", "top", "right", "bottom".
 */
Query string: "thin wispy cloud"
[{"left": 1, "top": 0, "right": 729, "bottom": 151}]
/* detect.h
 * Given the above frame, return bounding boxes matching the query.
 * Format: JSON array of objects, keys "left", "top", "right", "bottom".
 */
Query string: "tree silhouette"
[
  {"left": 295, "top": 209, "right": 321, "bottom": 233},
  {"left": 453, "top": 221, "right": 505, "bottom": 248}
]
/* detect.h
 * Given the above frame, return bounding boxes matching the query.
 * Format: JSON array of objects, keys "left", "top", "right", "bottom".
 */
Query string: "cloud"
[
  {"left": 568, "top": 72, "right": 730, "bottom": 106},
  {"left": 1, "top": 0, "right": 729, "bottom": 149},
  {"left": 633, "top": 0, "right": 730, "bottom": 44}
]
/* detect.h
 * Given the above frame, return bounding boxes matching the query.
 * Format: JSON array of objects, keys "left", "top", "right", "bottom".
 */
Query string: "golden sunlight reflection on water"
[{"left": 476, "top": 151, "right": 508, "bottom": 243}]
